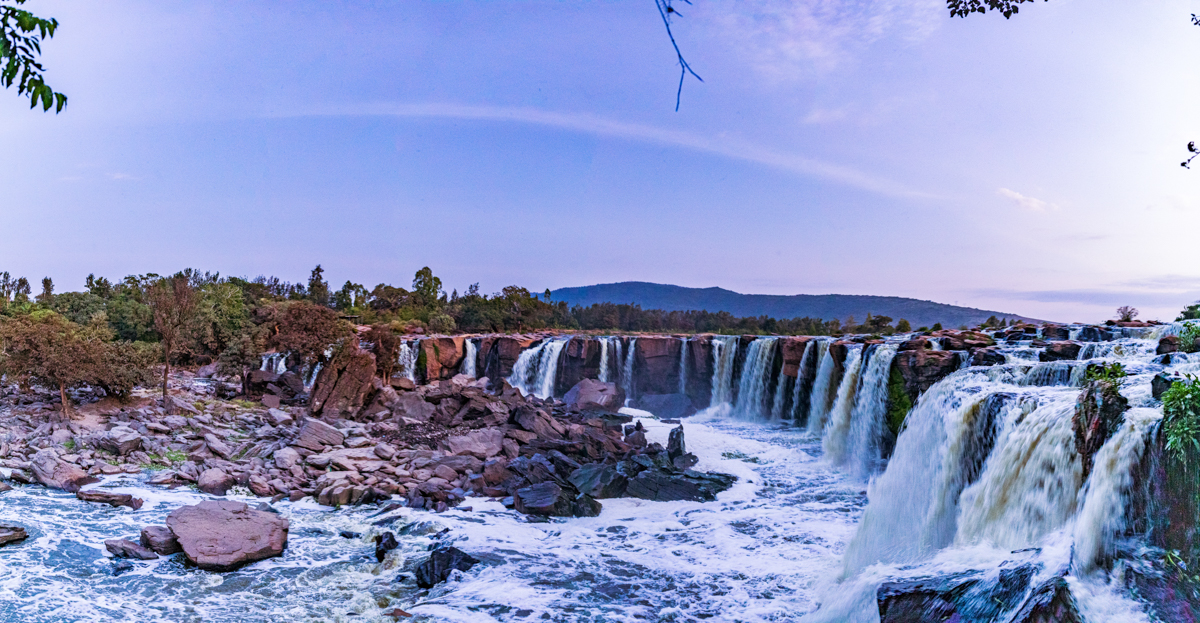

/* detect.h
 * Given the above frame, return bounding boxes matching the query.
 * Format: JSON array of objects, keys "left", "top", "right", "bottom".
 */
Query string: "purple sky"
[{"left": 2, "top": 0, "right": 1198, "bottom": 322}]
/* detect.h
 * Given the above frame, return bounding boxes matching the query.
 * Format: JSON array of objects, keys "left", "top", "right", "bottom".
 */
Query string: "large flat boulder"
[
  {"left": 0, "top": 525, "right": 27, "bottom": 547},
  {"left": 562, "top": 379, "right": 625, "bottom": 413},
  {"left": 165, "top": 500, "right": 289, "bottom": 571},
  {"left": 447, "top": 428, "right": 505, "bottom": 459},
  {"left": 30, "top": 449, "right": 97, "bottom": 493},
  {"left": 292, "top": 419, "right": 345, "bottom": 452}
]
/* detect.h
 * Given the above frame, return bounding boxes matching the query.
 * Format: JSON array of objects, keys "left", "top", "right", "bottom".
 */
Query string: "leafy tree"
[
  {"left": 932, "top": 322, "right": 944, "bottom": 331},
  {"left": 85, "top": 273, "right": 113, "bottom": 298},
  {"left": 307, "top": 264, "right": 330, "bottom": 307},
  {"left": 1179, "top": 303, "right": 1200, "bottom": 321},
  {"left": 364, "top": 323, "right": 401, "bottom": 380},
  {"left": 1116, "top": 306, "right": 1139, "bottom": 322},
  {"left": 50, "top": 291, "right": 106, "bottom": 325},
  {"left": 35, "top": 276, "right": 52, "bottom": 304},
  {"left": 11, "top": 276, "right": 29, "bottom": 304},
  {"left": 219, "top": 326, "right": 266, "bottom": 396},
  {"left": 0, "top": 312, "right": 150, "bottom": 415},
  {"left": 146, "top": 274, "right": 198, "bottom": 399},
  {"left": 0, "top": 0, "right": 66, "bottom": 112},
  {"left": 264, "top": 300, "right": 353, "bottom": 366},
  {"left": 412, "top": 267, "right": 442, "bottom": 308},
  {"left": 192, "top": 281, "right": 248, "bottom": 359},
  {"left": 896, "top": 318, "right": 912, "bottom": 332}
]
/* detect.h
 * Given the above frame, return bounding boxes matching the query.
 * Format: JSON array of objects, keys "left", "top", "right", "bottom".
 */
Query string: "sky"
[{"left": 1, "top": 0, "right": 1199, "bottom": 323}]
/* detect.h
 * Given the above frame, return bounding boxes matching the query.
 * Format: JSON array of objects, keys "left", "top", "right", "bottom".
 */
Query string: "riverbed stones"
[
  {"left": 140, "top": 525, "right": 181, "bottom": 555},
  {"left": 292, "top": 419, "right": 344, "bottom": 451},
  {"left": 513, "top": 481, "right": 601, "bottom": 517},
  {"left": 96, "top": 426, "right": 143, "bottom": 456},
  {"left": 165, "top": 500, "right": 289, "bottom": 571},
  {"left": 446, "top": 428, "right": 504, "bottom": 459},
  {"left": 1040, "top": 341, "right": 1082, "bottom": 362},
  {"left": 0, "top": 525, "right": 27, "bottom": 546},
  {"left": 105, "top": 538, "right": 159, "bottom": 560}
]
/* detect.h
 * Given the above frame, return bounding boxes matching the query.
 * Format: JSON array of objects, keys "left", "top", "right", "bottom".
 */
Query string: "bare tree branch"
[{"left": 655, "top": 0, "right": 702, "bottom": 111}]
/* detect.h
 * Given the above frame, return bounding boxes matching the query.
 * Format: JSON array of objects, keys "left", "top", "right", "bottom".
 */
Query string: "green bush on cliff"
[
  {"left": 886, "top": 365, "right": 913, "bottom": 437},
  {"left": 1163, "top": 375, "right": 1200, "bottom": 468},
  {"left": 1086, "top": 362, "right": 1127, "bottom": 388},
  {"left": 1178, "top": 323, "right": 1200, "bottom": 354}
]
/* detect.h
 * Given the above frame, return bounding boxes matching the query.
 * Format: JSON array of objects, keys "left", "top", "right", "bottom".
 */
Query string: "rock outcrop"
[
  {"left": 562, "top": 379, "right": 624, "bottom": 413},
  {"left": 1073, "top": 380, "right": 1129, "bottom": 481},
  {"left": 165, "top": 500, "right": 289, "bottom": 571},
  {"left": 414, "top": 546, "right": 479, "bottom": 588},
  {"left": 0, "top": 525, "right": 27, "bottom": 547},
  {"left": 30, "top": 449, "right": 97, "bottom": 492}
]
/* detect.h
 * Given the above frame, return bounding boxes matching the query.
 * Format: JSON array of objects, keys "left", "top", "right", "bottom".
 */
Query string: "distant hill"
[{"left": 550, "top": 282, "right": 1041, "bottom": 329}]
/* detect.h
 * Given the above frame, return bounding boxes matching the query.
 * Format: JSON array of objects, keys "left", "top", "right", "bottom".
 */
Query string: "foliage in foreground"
[{"left": 1163, "top": 375, "right": 1200, "bottom": 468}]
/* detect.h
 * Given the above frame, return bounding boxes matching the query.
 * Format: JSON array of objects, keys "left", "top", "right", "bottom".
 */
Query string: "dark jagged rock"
[
  {"left": 1042, "top": 325, "right": 1071, "bottom": 341},
  {"left": 1158, "top": 336, "right": 1181, "bottom": 355},
  {"left": 1153, "top": 372, "right": 1180, "bottom": 400},
  {"left": 513, "top": 481, "right": 602, "bottom": 517},
  {"left": 1076, "top": 326, "right": 1112, "bottom": 343},
  {"left": 568, "top": 463, "right": 629, "bottom": 498},
  {"left": 1125, "top": 565, "right": 1200, "bottom": 622},
  {"left": 77, "top": 490, "right": 144, "bottom": 510},
  {"left": 0, "top": 524, "right": 28, "bottom": 547},
  {"left": 878, "top": 564, "right": 1041, "bottom": 623},
  {"left": 1074, "top": 380, "right": 1129, "bottom": 481},
  {"left": 624, "top": 467, "right": 736, "bottom": 503},
  {"left": 970, "top": 346, "right": 1006, "bottom": 367},
  {"left": 375, "top": 531, "right": 398, "bottom": 562},
  {"left": 1040, "top": 341, "right": 1081, "bottom": 362},
  {"left": 30, "top": 449, "right": 98, "bottom": 493},
  {"left": 1009, "top": 576, "right": 1082, "bottom": 623},
  {"left": 309, "top": 344, "right": 377, "bottom": 418},
  {"left": 414, "top": 546, "right": 479, "bottom": 588}
]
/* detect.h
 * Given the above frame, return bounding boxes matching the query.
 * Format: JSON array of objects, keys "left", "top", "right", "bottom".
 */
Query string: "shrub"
[
  {"left": 1163, "top": 375, "right": 1200, "bottom": 468},
  {"left": 1179, "top": 323, "right": 1200, "bottom": 354},
  {"left": 1086, "top": 362, "right": 1128, "bottom": 388},
  {"left": 428, "top": 314, "right": 456, "bottom": 334}
]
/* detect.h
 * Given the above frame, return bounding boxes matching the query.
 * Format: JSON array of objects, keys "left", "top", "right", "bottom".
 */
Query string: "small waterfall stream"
[
  {"left": 460, "top": 338, "right": 478, "bottom": 378},
  {"left": 507, "top": 338, "right": 569, "bottom": 399},
  {"left": 789, "top": 340, "right": 817, "bottom": 424},
  {"left": 598, "top": 337, "right": 612, "bottom": 383},
  {"left": 710, "top": 336, "right": 739, "bottom": 407},
  {"left": 678, "top": 338, "right": 689, "bottom": 395},
  {"left": 621, "top": 338, "right": 637, "bottom": 405},
  {"left": 821, "top": 346, "right": 864, "bottom": 463},
  {"left": 734, "top": 338, "right": 779, "bottom": 419},
  {"left": 397, "top": 340, "right": 420, "bottom": 381},
  {"left": 806, "top": 343, "right": 840, "bottom": 436}
]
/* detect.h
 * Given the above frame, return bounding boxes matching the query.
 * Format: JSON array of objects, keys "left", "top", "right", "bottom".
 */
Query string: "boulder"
[
  {"left": 567, "top": 463, "right": 629, "bottom": 499},
  {"left": 1158, "top": 336, "right": 1180, "bottom": 356},
  {"left": 624, "top": 468, "right": 736, "bottom": 502},
  {"left": 0, "top": 524, "right": 28, "bottom": 547},
  {"left": 77, "top": 490, "right": 144, "bottom": 510},
  {"left": 273, "top": 447, "right": 301, "bottom": 470},
  {"left": 970, "top": 347, "right": 1006, "bottom": 367},
  {"left": 1041, "top": 325, "right": 1071, "bottom": 341},
  {"left": 667, "top": 425, "right": 699, "bottom": 471},
  {"left": 1153, "top": 372, "right": 1180, "bottom": 400},
  {"left": 261, "top": 394, "right": 281, "bottom": 409},
  {"left": 780, "top": 337, "right": 814, "bottom": 376},
  {"left": 266, "top": 408, "right": 294, "bottom": 427},
  {"left": 878, "top": 566, "right": 1038, "bottom": 623},
  {"left": 196, "top": 362, "right": 220, "bottom": 378},
  {"left": 1075, "top": 326, "right": 1112, "bottom": 343},
  {"left": 897, "top": 338, "right": 930, "bottom": 352},
  {"left": 446, "top": 428, "right": 505, "bottom": 459},
  {"left": 309, "top": 344, "right": 377, "bottom": 417},
  {"left": 292, "top": 419, "right": 345, "bottom": 452},
  {"left": 513, "top": 481, "right": 602, "bottom": 517},
  {"left": 375, "top": 531, "right": 398, "bottom": 562},
  {"left": 1040, "top": 341, "right": 1081, "bottom": 362},
  {"left": 165, "top": 500, "right": 289, "bottom": 571},
  {"left": 164, "top": 395, "right": 201, "bottom": 416},
  {"left": 414, "top": 546, "right": 479, "bottom": 588},
  {"left": 96, "top": 426, "right": 143, "bottom": 456},
  {"left": 1008, "top": 576, "right": 1082, "bottom": 623},
  {"left": 140, "top": 525, "right": 181, "bottom": 555},
  {"left": 197, "top": 468, "right": 235, "bottom": 496},
  {"left": 562, "top": 379, "right": 625, "bottom": 413},
  {"left": 390, "top": 393, "right": 436, "bottom": 423},
  {"left": 105, "top": 538, "right": 159, "bottom": 560},
  {"left": 30, "top": 449, "right": 98, "bottom": 492}
]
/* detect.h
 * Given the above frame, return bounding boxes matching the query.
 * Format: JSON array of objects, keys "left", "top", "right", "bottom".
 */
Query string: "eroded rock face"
[
  {"left": 165, "top": 500, "right": 289, "bottom": 571},
  {"left": 1073, "top": 380, "right": 1129, "bottom": 481},
  {"left": 77, "top": 490, "right": 144, "bottom": 510},
  {"left": 562, "top": 379, "right": 625, "bottom": 413},
  {"left": 30, "top": 449, "right": 97, "bottom": 493},
  {"left": 309, "top": 345, "right": 376, "bottom": 418},
  {"left": 292, "top": 419, "right": 345, "bottom": 452},
  {"left": 891, "top": 349, "right": 961, "bottom": 405},
  {"left": 140, "top": 525, "right": 181, "bottom": 555},
  {"left": 420, "top": 337, "right": 466, "bottom": 381}
]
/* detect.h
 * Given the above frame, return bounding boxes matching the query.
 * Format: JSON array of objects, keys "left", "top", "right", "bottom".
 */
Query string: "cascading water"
[
  {"left": 678, "top": 338, "right": 689, "bottom": 395},
  {"left": 843, "top": 344, "right": 898, "bottom": 478},
  {"left": 733, "top": 338, "right": 779, "bottom": 419},
  {"left": 508, "top": 337, "right": 569, "bottom": 399},
  {"left": 460, "top": 338, "right": 478, "bottom": 378},
  {"left": 821, "top": 346, "right": 864, "bottom": 463},
  {"left": 806, "top": 343, "right": 840, "bottom": 436},
  {"left": 709, "top": 336, "right": 739, "bottom": 407},
  {"left": 260, "top": 353, "right": 287, "bottom": 375},
  {"left": 397, "top": 340, "right": 420, "bottom": 381},
  {"left": 598, "top": 337, "right": 611, "bottom": 383},
  {"left": 622, "top": 337, "right": 637, "bottom": 405},
  {"left": 789, "top": 340, "right": 816, "bottom": 424}
]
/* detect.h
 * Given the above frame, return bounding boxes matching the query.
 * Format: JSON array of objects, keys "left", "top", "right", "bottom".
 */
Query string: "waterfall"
[
  {"left": 678, "top": 338, "right": 689, "bottom": 395},
  {"left": 709, "top": 336, "right": 739, "bottom": 407},
  {"left": 598, "top": 337, "right": 611, "bottom": 383},
  {"left": 260, "top": 353, "right": 287, "bottom": 375},
  {"left": 397, "top": 340, "right": 420, "bottom": 382},
  {"left": 769, "top": 371, "right": 790, "bottom": 421},
  {"left": 1073, "top": 407, "right": 1161, "bottom": 572},
  {"left": 789, "top": 340, "right": 816, "bottom": 424},
  {"left": 821, "top": 346, "right": 864, "bottom": 461},
  {"left": 806, "top": 343, "right": 840, "bottom": 436},
  {"left": 622, "top": 338, "right": 637, "bottom": 405},
  {"left": 460, "top": 339, "right": 478, "bottom": 378},
  {"left": 508, "top": 338, "right": 569, "bottom": 399},
  {"left": 613, "top": 339, "right": 624, "bottom": 388},
  {"left": 733, "top": 337, "right": 779, "bottom": 419},
  {"left": 844, "top": 344, "right": 898, "bottom": 478}
]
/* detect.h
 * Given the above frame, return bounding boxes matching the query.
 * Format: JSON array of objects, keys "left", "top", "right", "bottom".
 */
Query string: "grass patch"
[{"left": 164, "top": 450, "right": 187, "bottom": 463}]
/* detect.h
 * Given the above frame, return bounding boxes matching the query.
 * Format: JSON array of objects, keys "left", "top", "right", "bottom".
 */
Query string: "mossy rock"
[{"left": 887, "top": 364, "right": 913, "bottom": 437}]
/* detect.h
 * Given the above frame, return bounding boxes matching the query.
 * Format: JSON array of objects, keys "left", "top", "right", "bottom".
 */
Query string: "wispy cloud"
[
  {"left": 284, "top": 102, "right": 934, "bottom": 199},
  {"left": 997, "top": 188, "right": 1060, "bottom": 212},
  {"left": 703, "top": 0, "right": 943, "bottom": 79}
]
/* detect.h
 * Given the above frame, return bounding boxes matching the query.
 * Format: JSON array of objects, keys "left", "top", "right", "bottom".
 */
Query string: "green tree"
[
  {"left": 192, "top": 281, "right": 248, "bottom": 359},
  {"left": 264, "top": 300, "right": 353, "bottom": 366},
  {"left": 146, "top": 274, "right": 198, "bottom": 399},
  {"left": 35, "top": 276, "right": 52, "bottom": 304},
  {"left": 307, "top": 264, "right": 330, "bottom": 307},
  {"left": 219, "top": 326, "right": 266, "bottom": 396},
  {"left": 412, "top": 267, "right": 442, "bottom": 308},
  {"left": 1, "top": 0, "right": 66, "bottom": 112},
  {"left": 896, "top": 318, "right": 912, "bottom": 333}
]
